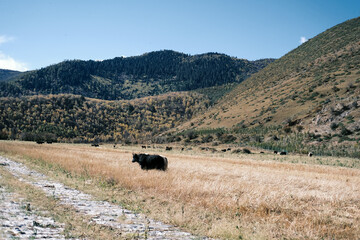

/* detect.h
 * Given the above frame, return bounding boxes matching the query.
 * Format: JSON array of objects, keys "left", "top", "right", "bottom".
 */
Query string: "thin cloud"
[
  {"left": 0, "top": 35, "right": 14, "bottom": 45},
  {"left": 300, "top": 36, "right": 308, "bottom": 44},
  {"left": 0, "top": 51, "right": 28, "bottom": 71}
]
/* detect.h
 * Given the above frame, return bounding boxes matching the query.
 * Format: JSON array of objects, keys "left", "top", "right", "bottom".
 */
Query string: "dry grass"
[
  {"left": 1, "top": 141, "right": 359, "bottom": 239},
  {"left": 0, "top": 163, "right": 124, "bottom": 239}
]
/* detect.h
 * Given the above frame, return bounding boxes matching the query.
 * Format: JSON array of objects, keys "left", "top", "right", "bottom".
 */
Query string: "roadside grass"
[
  {"left": 0, "top": 166, "right": 126, "bottom": 239},
  {"left": 0, "top": 140, "right": 359, "bottom": 239}
]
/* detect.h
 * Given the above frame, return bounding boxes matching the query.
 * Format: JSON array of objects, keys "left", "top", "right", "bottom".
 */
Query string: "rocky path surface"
[
  {"left": 0, "top": 173, "right": 66, "bottom": 239},
  {"left": 0, "top": 156, "right": 208, "bottom": 239}
]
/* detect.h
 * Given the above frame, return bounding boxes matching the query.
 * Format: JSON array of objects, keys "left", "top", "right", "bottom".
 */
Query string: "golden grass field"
[{"left": 0, "top": 141, "right": 359, "bottom": 239}]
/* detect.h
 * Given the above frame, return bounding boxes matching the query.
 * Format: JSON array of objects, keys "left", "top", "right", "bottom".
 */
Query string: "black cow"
[
  {"left": 279, "top": 151, "right": 287, "bottom": 155},
  {"left": 132, "top": 153, "right": 168, "bottom": 171},
  {"left": 165, "top": 146, "right": 172, "bottom": 151}
]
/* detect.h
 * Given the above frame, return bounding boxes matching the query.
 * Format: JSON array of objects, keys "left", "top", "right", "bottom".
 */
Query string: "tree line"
[{"left": 0, "top": 93, "right": 209, "bottom": 143}]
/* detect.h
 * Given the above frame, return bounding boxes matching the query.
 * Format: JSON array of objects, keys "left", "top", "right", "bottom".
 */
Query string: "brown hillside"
[{"left": 185, "top": 17, "right": 360, "bottom": 133}]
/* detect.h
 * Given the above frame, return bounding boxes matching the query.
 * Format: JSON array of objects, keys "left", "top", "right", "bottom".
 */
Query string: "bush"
[
  {"left": 283, "top": 127, "right": 292, "bottom": 133},
  {"left": 201, "top": 135, "right": 213, "bottom": 143},
  {"left": 0, "top": 130, "right": 8, "bottom": 140},
  {"left": 296, "top": 126, "right": 304, "bottom": 132},
  {"left": 219, "top": 134, "right": 237, "bottom": 143},
  {"left": 186, "top": 130, "right": 198, "bottom": 140},
  {"left": 340, "top": 127, "right": 352, "bottom": 136},
  {"left": 330, "top": 122, "right": 339, "bottom": 130}
]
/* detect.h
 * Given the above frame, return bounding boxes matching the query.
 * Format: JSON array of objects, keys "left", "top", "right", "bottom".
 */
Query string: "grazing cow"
[
  {"left": 132, "top": 153, "right": 168, "bottom": 171},
  {"left": 227, "top": 148, "right": 232, "bottom": 151},
  {"left": 165, "top": 146, "right": 172, "bottom": 151},
  {"left": 260, "top": 151, "right": 264, "bottom": 154},
  {"left": 91, "top": 143, "right": 99, "bottom": 147},
  {"left": 274, "top": 151, "right": 278, "bottom": 154},
  {"left": 279, "top": 151, "right": 287, "bottom": 155},
  {"left": 308, "top": 152, "right": 313, "bottom": 157},
  {"left": 142, "top": 145, "right": 147, "bottom": 149},
  {"left": 221, "top": 149, "right": 227, "bottom": 152}
]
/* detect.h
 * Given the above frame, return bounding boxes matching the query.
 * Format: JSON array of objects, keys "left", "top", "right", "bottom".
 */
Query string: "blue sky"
[{"left": 0, "top": 0, "right": 359, "bottom": 71}]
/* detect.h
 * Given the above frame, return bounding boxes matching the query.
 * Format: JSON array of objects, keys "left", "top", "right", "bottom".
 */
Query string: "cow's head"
[{"left": 132, "top": 153, "right": 139, "bottom": 163}]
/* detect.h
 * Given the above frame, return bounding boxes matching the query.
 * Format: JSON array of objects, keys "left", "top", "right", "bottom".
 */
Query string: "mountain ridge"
[
  {"left": 0, "top": 50, "right": 275, "bottom": 100},
  {"left": 0, "top": 69, "right": 22, "bottom": 82}
]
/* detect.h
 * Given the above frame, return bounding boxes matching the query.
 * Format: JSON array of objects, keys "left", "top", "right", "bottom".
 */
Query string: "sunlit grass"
[{"left": 1, "top": 140, "right": 359, "bottom": 239}]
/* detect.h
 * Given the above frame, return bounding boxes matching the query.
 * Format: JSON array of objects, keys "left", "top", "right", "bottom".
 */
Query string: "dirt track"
[{"left": 0, "top": 156, "right": 210, "bottom": 239}]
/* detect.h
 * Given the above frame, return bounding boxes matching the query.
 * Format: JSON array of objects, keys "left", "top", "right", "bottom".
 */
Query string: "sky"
[{"left": 0, "top": 0, "right": 359, "bottom": 71}]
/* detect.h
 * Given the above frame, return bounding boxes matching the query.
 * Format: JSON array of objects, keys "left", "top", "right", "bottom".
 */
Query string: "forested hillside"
[
  {"left": 0, "top": 50, "right": 274, "bottom": 100},
  {"left": 0, "top": 69, "right": 22, "bottom": 82},
  {"left": 0, "top": 93, "right": 209, "bottom": 143}
]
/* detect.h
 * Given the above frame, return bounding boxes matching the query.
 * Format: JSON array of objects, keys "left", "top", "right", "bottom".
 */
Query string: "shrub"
[
  {"left": 330, "top": 122, "right": 339, "bottom": 130},
  {"left": 340, "top": 127, "right": 352, "bottom": 136},
  {"left": 0, "top": 130, "right": 8, "bottom": 140},
  {"left": 283, "top": 127, "right": 292, "bottom": 133},
  {"left": 201, "top": 135, "right": 213, "bottom": 143}
]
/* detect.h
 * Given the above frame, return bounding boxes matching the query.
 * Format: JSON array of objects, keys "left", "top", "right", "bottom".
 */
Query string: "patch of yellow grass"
[{"left": 1, "top": 141, "right": 359, "bottom": 239}]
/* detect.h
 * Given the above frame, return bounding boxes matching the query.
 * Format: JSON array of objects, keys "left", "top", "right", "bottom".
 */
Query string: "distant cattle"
[
  {"left": 91, "top": 143, "right": 99, "bottom": 147},
  {"left": 308, "top": 152, "right": 313, "bottom": 157},
  {"left": 221, "top": 149, "right": 227, "bottom": 152},
  {"left": 227, "top": 148, "right": 232, "bottom": 151},
  {"left": 36, "top": 141, "right": 44, "bottom": 144},
  {"left": 165, "top": 146, "right": 172, "bottom": 151},
  {"left": 142, "top": 145, "right": 147, "bottom": 149},
  {"left": 132, "top": 153, "right": 168, "bottom": 171},
  {"left": 274, "top": 151, "right": 278, "bottom": 154},
  {"left": 279, "top": 151, "right": 287, "bottom": 155},
  {"left": 242, "top": 148, "right": 251, "bottom": 154}
]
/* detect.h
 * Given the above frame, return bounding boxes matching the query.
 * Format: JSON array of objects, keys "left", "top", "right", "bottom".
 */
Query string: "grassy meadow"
[{"left": 0, "top": 140, "right": 359, "bottom": 239}]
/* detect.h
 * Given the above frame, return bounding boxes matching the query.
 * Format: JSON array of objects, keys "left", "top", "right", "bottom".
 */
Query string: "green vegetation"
[
  {"left": 0, "top": 93, "right": 209, "bottom": 143},
  {"left": 0, "top": 50, "right": 274, "bottom": 100},
  {"left": 0, "top": 69, "right": 22, "bottom": 82},
  {"left": 173, "top": 125, "right": 360, "bottom": 159}
]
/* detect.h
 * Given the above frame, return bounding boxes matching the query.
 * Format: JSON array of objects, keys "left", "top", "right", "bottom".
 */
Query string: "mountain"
[
  {"left": 172, "top": 17, "right": 360, "bottom": 157},
  {"left": 0, "top": 50, "right": 275, "bottom": 100},
  {"left": 0, "top": 69, "right": 22, "bottom": 82}
]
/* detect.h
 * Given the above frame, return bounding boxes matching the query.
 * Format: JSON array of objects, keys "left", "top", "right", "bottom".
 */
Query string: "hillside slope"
[
  {"left": 174, "top": 17, "right": 360, "bottom": 157},
  {"left": 0, "top": 69, "right": 22, "bottom": 82},
  {"left": 0, "top": 93, "right": 209, "bottom": 143},
  {"left": 0, "top": 51, "right": 274, "bottom": 100}
]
